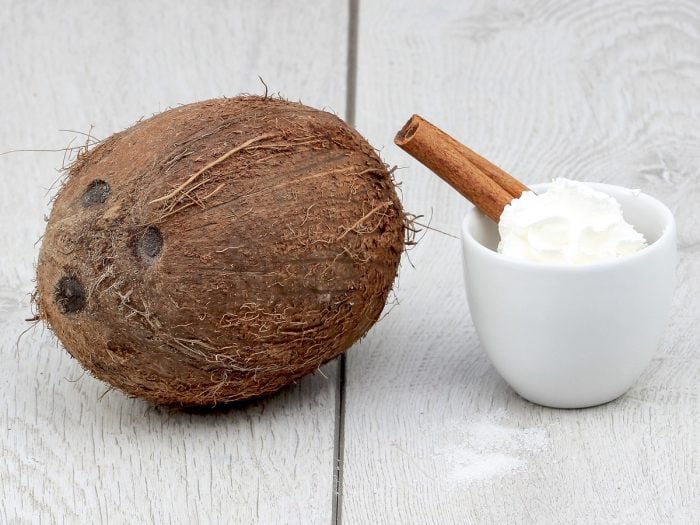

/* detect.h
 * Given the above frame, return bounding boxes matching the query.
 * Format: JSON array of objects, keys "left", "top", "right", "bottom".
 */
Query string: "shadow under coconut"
[
  {"left": 176, "top": 392, "right": 280, "bottom": 416},
  {"left": 123, "top": 396, "right": 260, "bottom": 417},
  {"left": 132, "top": 364, "right": 339, "bottom": 419}
]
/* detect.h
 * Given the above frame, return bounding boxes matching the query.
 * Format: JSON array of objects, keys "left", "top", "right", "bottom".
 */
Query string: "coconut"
[{"left": 36, "top": 96, "right": 404, "bottom": 407}]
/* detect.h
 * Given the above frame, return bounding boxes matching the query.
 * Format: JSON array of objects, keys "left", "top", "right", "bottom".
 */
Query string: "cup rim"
[{"left": 461, "top": 181, "right": 676, "bottom": 272}]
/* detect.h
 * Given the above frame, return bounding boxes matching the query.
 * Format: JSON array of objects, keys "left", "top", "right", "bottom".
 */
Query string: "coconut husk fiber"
[{"left": 36, "top": 96, "right": 405, "bottom": 407}]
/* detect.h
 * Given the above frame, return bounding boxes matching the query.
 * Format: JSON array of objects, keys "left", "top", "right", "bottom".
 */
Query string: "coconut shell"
[{"left": 36, "top": 96, "right": 404, "bottom": 407}]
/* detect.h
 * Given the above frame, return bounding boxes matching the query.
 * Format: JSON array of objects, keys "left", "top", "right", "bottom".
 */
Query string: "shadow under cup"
[{"left": 461, "top": 183, "right": 677, "bottom": 408}]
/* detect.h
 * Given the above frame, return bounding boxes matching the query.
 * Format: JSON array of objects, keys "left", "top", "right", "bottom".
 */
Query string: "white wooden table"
[{"left": 1, "top": 1, "right": 698, "bottom": 523}]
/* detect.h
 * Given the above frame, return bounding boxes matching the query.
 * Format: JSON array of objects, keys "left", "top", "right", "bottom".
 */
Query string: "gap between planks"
[{"left": 331, "top": 1, "right": 359, "bottom": 524}]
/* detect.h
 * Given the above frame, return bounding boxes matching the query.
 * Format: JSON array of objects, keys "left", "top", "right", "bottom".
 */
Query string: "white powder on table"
[{"left": 435, "top": 410, "right": 550, "bottom": 484}]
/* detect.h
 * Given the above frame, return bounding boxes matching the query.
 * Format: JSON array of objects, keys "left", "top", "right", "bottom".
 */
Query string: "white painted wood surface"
[
  {"left": 2, "top": 1, "right": 699, "bottom": 524},
  {"left": 344, "top": 1, "right": 700, "bottom": 523},
  {"left": 0, "top": 1, "right": 347, "bottom": 523}
]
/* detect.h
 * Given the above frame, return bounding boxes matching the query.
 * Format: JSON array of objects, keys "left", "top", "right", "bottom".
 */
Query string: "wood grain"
[
  {"left": 3, "top": 1, "right": 700, "bottom": 523},
  {"left": 0, "top": 1, "right": 347, "bottom": 523},
  {"left": 343, "top": 0, "right": 700, "bottom": 523}
]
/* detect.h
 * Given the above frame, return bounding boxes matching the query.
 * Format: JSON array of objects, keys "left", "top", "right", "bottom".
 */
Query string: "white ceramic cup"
[{"left": 461, "top": 182, "right": 676, "bottom": 408}]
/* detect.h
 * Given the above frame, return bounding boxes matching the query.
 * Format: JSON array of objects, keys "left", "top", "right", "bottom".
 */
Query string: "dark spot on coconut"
[
  {"left": 107, "top": 342, "right": 134, "bottom": 356},
  {"left": 136, "top": 226, "right": 163, "bottom": 264},
  {"left": 55, "top": 276, "right": 86, "bottom": 314},
  {"left": 81, "top": 179, "right": 110, "bottom": 206}
]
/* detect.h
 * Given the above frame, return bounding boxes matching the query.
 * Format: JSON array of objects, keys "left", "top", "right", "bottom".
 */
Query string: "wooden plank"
[
  {"left": 0, "top": 1, "right": 347, "bottom": 523},
  {"left": 343, "top": 1, "right": 700, "bottom": 523}
]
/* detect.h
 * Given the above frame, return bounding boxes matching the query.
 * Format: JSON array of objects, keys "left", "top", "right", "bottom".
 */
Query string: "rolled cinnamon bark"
[{"left": 395, "top": 114, "right": 529, "bottom": 222}]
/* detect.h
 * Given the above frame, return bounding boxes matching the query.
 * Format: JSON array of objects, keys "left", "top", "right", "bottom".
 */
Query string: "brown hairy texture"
[{"left": 36, "top": 96, "right": 404, "bottom": 407}]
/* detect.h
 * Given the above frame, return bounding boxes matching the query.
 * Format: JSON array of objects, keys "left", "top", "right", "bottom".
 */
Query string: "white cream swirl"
[{"left": 498, "top": 178, "right": 647, "bottom": 264}]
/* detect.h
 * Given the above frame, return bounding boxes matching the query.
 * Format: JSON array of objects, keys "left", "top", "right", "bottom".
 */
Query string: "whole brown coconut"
[{"left": 36, "top": 96, "right": 404, "bottom": 407}]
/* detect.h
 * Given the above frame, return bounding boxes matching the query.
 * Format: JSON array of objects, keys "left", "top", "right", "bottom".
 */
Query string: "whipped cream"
[{"left": 498, "top": 178, "right": 647, "bottom": 264}]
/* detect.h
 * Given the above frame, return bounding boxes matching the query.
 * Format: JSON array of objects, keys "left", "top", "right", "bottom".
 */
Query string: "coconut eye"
[
  {"left": 136, "top": 226, "right": 163, "bottom": 264},
  {"left": 81, "top": 179, "right": 110, "bottom": 206},
  {"left": 55, "top": 276, "right": 86, "bottom": 314}
]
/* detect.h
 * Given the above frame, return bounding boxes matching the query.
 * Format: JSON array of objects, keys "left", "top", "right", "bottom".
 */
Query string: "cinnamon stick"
[{"left": 394, "top": 114, "right": 529, "bottom": 222}]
